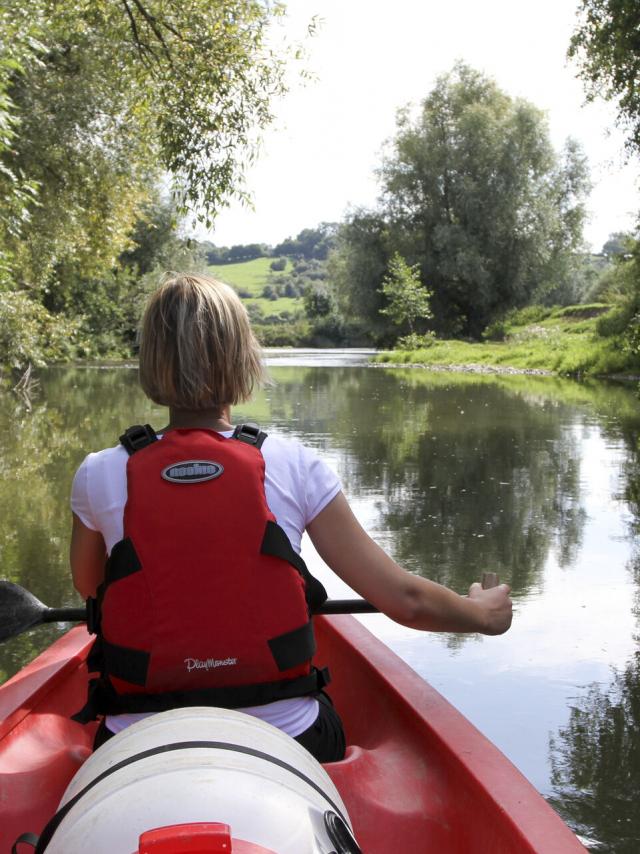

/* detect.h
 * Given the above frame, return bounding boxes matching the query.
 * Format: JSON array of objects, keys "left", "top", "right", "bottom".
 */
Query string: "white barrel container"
[{"left": 47, "top": 707, "right": 359, "bottom": 854}]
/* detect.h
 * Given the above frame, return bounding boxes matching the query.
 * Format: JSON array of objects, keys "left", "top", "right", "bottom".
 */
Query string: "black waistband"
[{"left": 72, "top": 666, "right": 330, "bottom": 723}]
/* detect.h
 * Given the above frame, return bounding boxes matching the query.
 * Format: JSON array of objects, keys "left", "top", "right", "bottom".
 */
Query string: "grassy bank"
[
  {"left": 207, "top": 258, "right": 303, "bottom": 319},
  {"left": 376, "top": 305, "right": 640, "bottom": 377}
]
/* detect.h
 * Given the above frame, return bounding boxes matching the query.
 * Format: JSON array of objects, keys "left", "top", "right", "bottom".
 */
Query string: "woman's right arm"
[
  {"left": 70, "top": 512, "right": 107, "bottom": 600},
  {"left": 307, "top": 492, "right": 512, "bottom": 636}
]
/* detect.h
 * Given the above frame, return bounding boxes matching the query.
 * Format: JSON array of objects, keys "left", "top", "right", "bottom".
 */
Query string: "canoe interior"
[{"left": 0, "top": 617, "right": 584, "bottom": 854}]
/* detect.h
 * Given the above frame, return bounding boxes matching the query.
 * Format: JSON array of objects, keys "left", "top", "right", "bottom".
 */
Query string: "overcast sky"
[{"left": 203, "top": 0, "right": 639, "bottom": 253}]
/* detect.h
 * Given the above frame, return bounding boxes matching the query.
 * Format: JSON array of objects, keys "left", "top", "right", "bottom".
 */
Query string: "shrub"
[
  {"left": 553, "top": 303, "right": 610, "bottom": 319},
  {"left": 596, "top": 306, "right": 632, "bottom": 338},
  {"left": 0, "top": 290, "right": 82, "bottom": 377},
  {"left": 270, "top": 257, "right": 287, "bottom": 272},
  {"left": 397, "top": 332, "right": 437, "bottom": 350},
  {"left": 504, "top": 305, "right": 553, "bottom": 326},
  {"left": 482, "top": 319, "right": 507, "bottom": 341},
  {"left": 253, "top": 320, "right": 310, "bottom": 346}
]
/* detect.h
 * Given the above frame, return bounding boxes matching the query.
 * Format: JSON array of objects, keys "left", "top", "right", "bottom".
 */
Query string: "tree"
[
  {"left": 377, "top": 64, "right": 590, "bottom": 336},
  {"left": 379, "top": 253, "right": 432, "bottom": 334},
  {"left": 328, "top": 211, "right": 392, "bottom": 340},
  {"left": 273, "top": 223, "right": 338, "bottom": 260},
  {"left": 1, "top": 1, "right": 288, "bottom": 289},
  {"left": 0, "top": 1, "right": 291, "bottom": 369},
  {"left": 569, "top": 1, "right": 640, "bottom": 155},
  {"left": 569, "top": 4, "right": 640, "bottom": 342},
  {"left": 602, "top": 232, "right": 634, "bottom": 259}
]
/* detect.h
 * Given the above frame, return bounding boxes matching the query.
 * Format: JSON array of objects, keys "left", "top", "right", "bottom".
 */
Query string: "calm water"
[{"left": 2, "top": 354, "right": 640, "bottom": 852}]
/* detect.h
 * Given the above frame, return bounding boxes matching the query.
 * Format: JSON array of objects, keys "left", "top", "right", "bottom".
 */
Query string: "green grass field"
[
  {"left": 207, "top": 258, "right": 303, "bottom": 319},
  {"left": 377, "top": 305, "right": 640, "bottom": 377},
  {"left": 208, "top": 258, "right": 274, "bottom": 296}
]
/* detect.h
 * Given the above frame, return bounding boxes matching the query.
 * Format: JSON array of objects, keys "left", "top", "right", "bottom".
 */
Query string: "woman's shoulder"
[
  {"left": 260, "top": 432, "right": 318, "bottom": 470},
  {"left": 260, "top": 431, "right": 340, "bottom": 491},
  {"left": 76, "top": 443, "right": 128, "bottom": 475}
]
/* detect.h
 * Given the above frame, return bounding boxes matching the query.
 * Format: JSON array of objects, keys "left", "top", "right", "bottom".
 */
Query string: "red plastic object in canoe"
[{"left": 0, "top": 615, "right": 585, "bottom": 853}]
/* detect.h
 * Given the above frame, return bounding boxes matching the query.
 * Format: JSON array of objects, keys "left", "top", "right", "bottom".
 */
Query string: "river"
[{"left": 1, "top": 351, "right": 640, "bottom": 852}]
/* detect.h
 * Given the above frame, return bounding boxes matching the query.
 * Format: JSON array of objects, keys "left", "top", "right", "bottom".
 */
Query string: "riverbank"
[{"left": 375, "top": 304, "right": 640, "bottom": 378}]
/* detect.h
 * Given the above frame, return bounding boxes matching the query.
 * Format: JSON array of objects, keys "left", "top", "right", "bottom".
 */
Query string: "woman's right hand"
[{"left": 467, "top": 582, "right": 513, "bottom": 635}]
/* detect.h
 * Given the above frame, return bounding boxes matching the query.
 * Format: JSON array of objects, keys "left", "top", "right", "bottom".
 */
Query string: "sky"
[{"left": 202, "top": 0, "right": 640, "bottom": 253}]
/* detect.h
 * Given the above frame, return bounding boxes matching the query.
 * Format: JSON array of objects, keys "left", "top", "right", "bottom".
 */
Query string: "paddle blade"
[{"left": 0, "top": 580, "right": 46, "bottom": 642}]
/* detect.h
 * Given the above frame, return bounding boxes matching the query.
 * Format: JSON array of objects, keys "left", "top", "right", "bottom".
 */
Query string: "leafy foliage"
[
  {"left": 328, "top": 211, "right": 392, "bottom": 340},
  {"left": 328, "top": 65, "right": 590, "bottom": 341},
  {"left": 273, "top": 223, "right": 338, "bottom": 260},
  {"left": 378, "top": 64, "right": 590, "bottom": 336},
  {"left": 0, "top": 290, "right": 81, "bottom": 376},
  {"left": 570, "top": 0, "right": 640, "bottom": 154},
  {"left": 0, "top": 1, "right": 291, "bottom": 377},
  {"left": 379, "top": 252, "right": 432, "bottom": 335}
]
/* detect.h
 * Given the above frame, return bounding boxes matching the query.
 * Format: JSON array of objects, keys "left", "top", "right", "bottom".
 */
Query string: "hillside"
[{"left": 207, "top": 258, "right": 304, "bottom": 319}]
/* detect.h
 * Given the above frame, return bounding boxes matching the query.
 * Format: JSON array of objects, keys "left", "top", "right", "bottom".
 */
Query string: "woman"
[{"left": 70, "top": 273, "right": 512, "bottom": 762}]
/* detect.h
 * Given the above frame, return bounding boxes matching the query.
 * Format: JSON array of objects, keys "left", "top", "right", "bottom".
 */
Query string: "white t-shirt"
[{"left": 71, "top": 429, "right": 341, "bottom": 737}]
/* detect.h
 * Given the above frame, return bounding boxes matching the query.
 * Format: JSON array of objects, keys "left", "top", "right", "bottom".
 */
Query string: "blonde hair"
[{"left": 139, "top": 273, "right": 266, "bottom": 410}]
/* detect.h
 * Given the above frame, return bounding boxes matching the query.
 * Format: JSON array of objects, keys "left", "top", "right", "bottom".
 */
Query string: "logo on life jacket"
[
  {"left": 184, "top": 656, "right": 238, "bottom": 673},
  {"left": 161, "top": 460, "right": 224, "bottom": 484}
]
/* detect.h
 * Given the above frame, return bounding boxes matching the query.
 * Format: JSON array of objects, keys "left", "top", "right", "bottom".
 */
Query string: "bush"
[
  {"left": 0, "top": 290, "right": 82, "bottom": 377},
  {"left": 482, "top": 319, "right": 507, "bottom": 341},
  {"left": 504, "top": 305, "right": 553, "bottom": 326},
  {"left": 397, "top": 332, "right": 437, "bottom": 349},
  {"left": 253, "top": 320, "right": 310, "bottom": 346},
  {"left": 553, "top": 303, "right": 610, "bottom": 319},
  {"left": 270, "top": 257, "right": 287, "bottom": 272},
  {"left": 596, "top": 306, "right": 632, "bottom": 338},
  {"left": 246, "top": 303, "right": 265, "bottom": 324}
]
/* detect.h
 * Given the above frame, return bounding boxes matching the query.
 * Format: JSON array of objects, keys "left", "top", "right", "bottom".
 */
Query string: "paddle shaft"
[
  {"left": 41, "top": 601, "right": 377, "bottom": 620},
  {"left": 481, "top": 572, "right": 499, "bottom": 589},
  {"left": 42, "top": 577, "right": 499, "bottom": 620},
  {"left": 1, "top": 575, "right": 501, "bottom": 641},
  {"left": 36, "top": 583, "right": 499, "bottom": 620},
  {"left": 42, "top": 606, "right": 87, "bottom": 623}
]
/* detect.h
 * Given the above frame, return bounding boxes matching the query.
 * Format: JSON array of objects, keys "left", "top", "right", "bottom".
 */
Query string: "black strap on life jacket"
[
  {"left": 119, "top": 423, "right": 158, "bottom": 455},
  {"left": 232, "top": 422, "right": 267, "bottom": 449},
  {"left": 72, "top": 664, "right": 330, "bottom": 723},
  {"left": 119, "top": 422, "right": 267, "bottom": 456}
]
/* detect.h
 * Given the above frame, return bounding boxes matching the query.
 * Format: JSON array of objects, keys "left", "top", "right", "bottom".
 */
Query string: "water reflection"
[
  {"left": 549, "top": 648, "right": 640, "bottom": 853},
  {"left": 2, "top": 360, "right": 640, "bottom": 851},
  {"left": 262, "top": 368, "right": 590, "bottom": 594}
]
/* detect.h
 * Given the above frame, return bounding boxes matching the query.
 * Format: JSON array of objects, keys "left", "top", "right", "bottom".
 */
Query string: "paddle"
[
  {"left": 0, "top": 580, "right": 378, "bottom": 643},
  {"left": 0, "top": 573, "right": 501, "bottom": 643},
  {"left": 0, "top": 581, "right": 87, "bottom": 643}
]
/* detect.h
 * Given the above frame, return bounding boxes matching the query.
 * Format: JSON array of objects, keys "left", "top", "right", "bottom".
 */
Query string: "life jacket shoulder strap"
[
  {"left": 119, "top": 423, "right": 266, "bottom": 454},
  {"left": 232, "top": 422, "right": 267, "bottom": 449},
  {"left": 119, "top": 424, "right": 158, "bottom": 455}
]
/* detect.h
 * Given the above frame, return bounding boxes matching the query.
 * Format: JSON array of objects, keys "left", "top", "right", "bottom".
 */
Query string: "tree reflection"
[
  {"left": 549, "top": 649, "right": 640, "bottom": 854},
  {"left": 1, "top": 364, "right": 636, "bottom": 680},
  {"left": 0, "top": 366, "right": 156, "bottom": 682},
  {"left": 263, "top": 367, "right": 587, "bottom": 595}
]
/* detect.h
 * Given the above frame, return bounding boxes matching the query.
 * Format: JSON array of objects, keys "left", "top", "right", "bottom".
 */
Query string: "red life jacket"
[{"left": 76, "top": 424, "right": 329, "bottom": 721}]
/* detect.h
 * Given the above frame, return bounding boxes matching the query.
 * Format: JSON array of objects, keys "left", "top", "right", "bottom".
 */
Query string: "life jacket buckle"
[
  {"left": 232, "top": 422, "right": 266, "bottom": 448},
  {"left": 119, "top": 424, "right": 158, "bottom": 455}
]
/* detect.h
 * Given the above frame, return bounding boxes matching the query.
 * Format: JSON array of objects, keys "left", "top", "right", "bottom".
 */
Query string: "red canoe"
[{"left": 0, "top": 615, "right": 584, "bottom": 853}]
